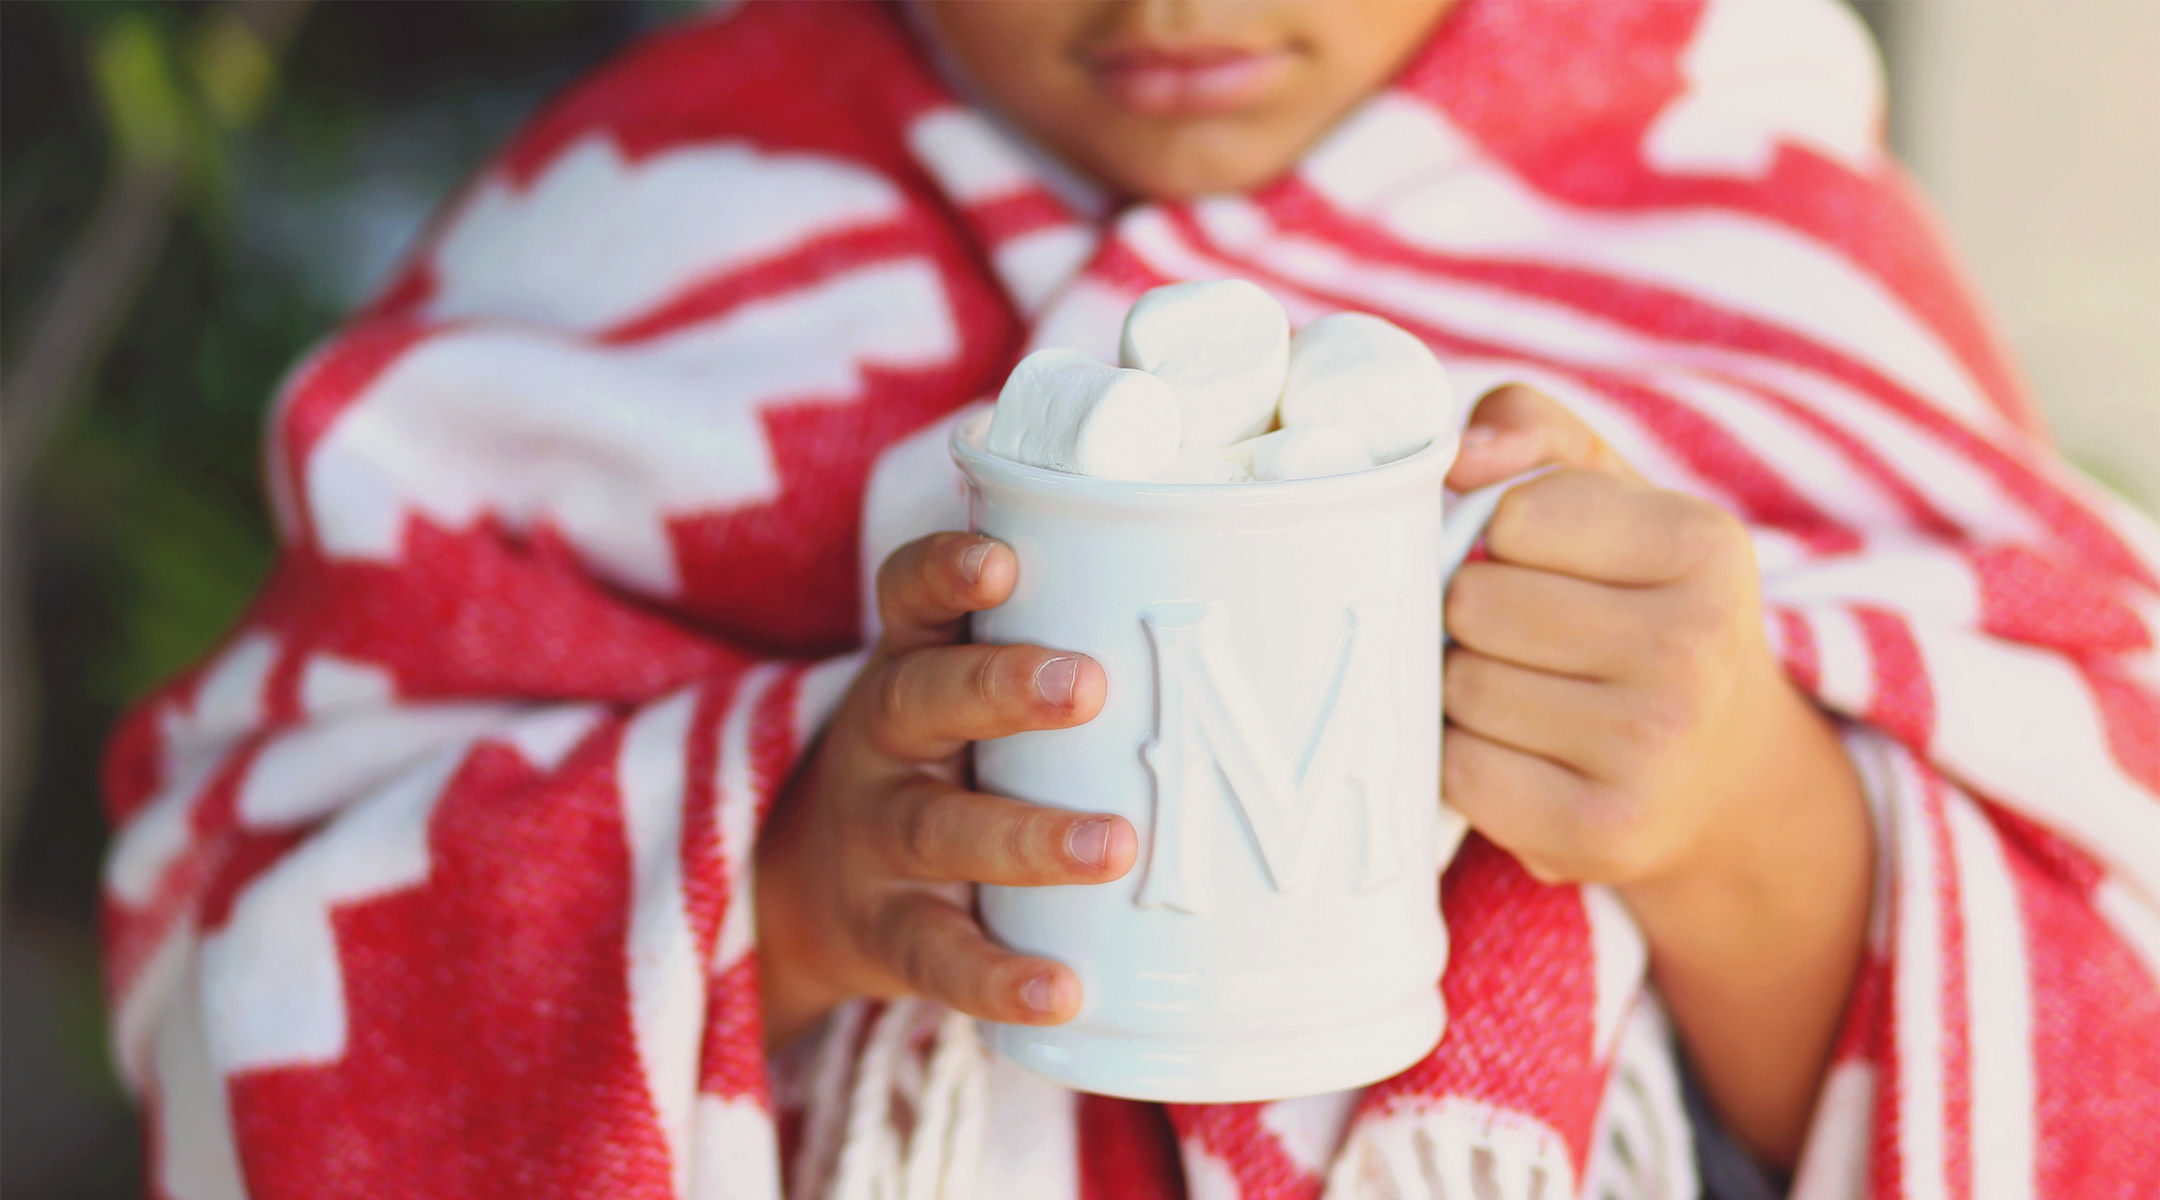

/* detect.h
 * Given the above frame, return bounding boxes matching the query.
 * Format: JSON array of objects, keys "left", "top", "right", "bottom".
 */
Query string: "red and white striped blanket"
[{"left": 101, "top": 1, "right": 2160, "bottom": 1197}]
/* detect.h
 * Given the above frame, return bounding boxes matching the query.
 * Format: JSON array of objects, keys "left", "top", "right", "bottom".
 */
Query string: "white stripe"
[
  {"left": 111, "top": 916, "right": 196, "bottom": 1094},
  {"left": 311, "top": 260, "right": 960, "bottom": 595},
  {"left": 1121, "top": 208, "right": 1728, "bottom": 505},
  {"left": 1912, "top": 623, "right": 2160, "bottom": 905},
  {"left": 428, "top": 138, "right": 902, "bottom": 332},
  {"left": 108, "top": 634, "right": 281, "bottom": 904},
  {"left": 1790, "top": 1060, "right": 1877, "bottom": 1200},
  {"left": 2094, "top": 877, "right": 2160, "bottom": 987},
  {"left": 1301, "top": 95, "right": 2007, "bottom": 432},
  {"left": 1026, "top": 276, "right": 1131, "bottom": 365},
  {"left": 1260, "top": 1090, "right": 1359, "bottom": 1182},
  {"left": 991, "top": 225, "right": 1096, "bottom": 315},
  {"left": 495, "top": 703, "right": 608, "bottom": 771},
  {"left": 1644, "top": 0, "right": 1884, "bottom": 177},
  {"left": 1726, "top": 359, "right": 2050, "bottom": 548},
  {"left": 1890, "top": 749, "right": 1951, "bottom": 1200},
  {"left": 239, "top": 702, "right": 520, "bottom": 827},
  {"left": 906, "top": 107, "right": 1041, "bottom": 206},
  {"left": 1807, "top": 606, "right": 1876, "bottom": 718},
  {"left": 713, "top": 665, "right": 785, "bottom": 971},
  {"left": 975, "top": 1055, "right": 1081, "bottom": 1200},
  {"left": 1945, "top": 791, "right": 2036, "bottom": 1200},
  {"left": 1169, "top": 203, "right": 2003, "bottom": 549},
  {"left": 620, "top": 689, "right": 707, "bottom": 1198},
  {"left": 1763, "top": 542, "right": 1982, "bottom": 629},
  {"left": 201, "top": 748, "right": 464, "bottom": 1072},
  {"left": 1647, "top": 371, "right": 1911, "bottom": 530},
  {"left": 1581, "top": 886, "right": 1648, "bottom": 1061},
  {"left": 153, "top": 957, "right": 249, "bottom": 1200},
  {"left": 691, "top": 1093, "right": 783, "bottom": 1200},
  {"left": 1183, "top": 198, "right": 2059, "bottom": 556},
  {"left": 297, "top": 653, "right": 394, "bottom": 714},
  {"left": 1847, "top": 730, "right": 1904, "bottom": 957}
]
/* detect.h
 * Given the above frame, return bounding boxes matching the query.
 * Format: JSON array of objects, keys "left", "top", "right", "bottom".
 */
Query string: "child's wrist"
[
  {"left": 1617, "top": 668, "right": 1868, "bottom": 957},
  {"left": 1611, "top": 671, "right": 1872, "bottom": 1162}
]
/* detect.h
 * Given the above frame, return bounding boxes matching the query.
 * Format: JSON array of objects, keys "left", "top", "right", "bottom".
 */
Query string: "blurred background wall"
[
  {"left": 1881, "top": 0, "right": 2160, "bottom": 510},
  {"left": 3, "top": 2, "right": 2155, "bottom": 1195}
]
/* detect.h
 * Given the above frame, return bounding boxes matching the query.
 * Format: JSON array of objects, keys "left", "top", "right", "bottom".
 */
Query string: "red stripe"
[
  {"left": 1774, "top": 607, "right": 1822, "bottom": 696},
  {"left": 1385, "top": 0, "right": 2036, "bottom": 431},
  {"left": 964, "top": 189, "right": 1077, "bottom": 246},
  {"left": 600, "top": 218, "right": 936, "bottom": 345},
  {"left": 679, "top": 674, "right": 740, "bottom": 963},
  {"left": 1998, "top": 802, "right": 2160, "bottom": 1196},
  {"left": 1559, "top": 368, "right": 1859, "bottom": 551},
  {"left": 1078, "top": 1095, "right": 1185, "bottom": 1200},
  {"left": 1919, "top": 771, "right": 1975, "bottom": 1200},
  {"left": 1971, "top": 545, "right": 2154, "bottom": 658},
  {"left": 750, "top": 666, "right": 806, "bottom": 829},
  {"left": 1702, "top": 369, "right": 1965, "bottom": 541},
  {"left": 2074, "top": 665, "right": 2160, "bottom": 799},
  {"left": 271, "top": 318, "right": 438, "bottom": 548},
  {"left": 1165, "top": 1104, "right": 1320, "bottom": 1200},
  {"left": 1260, "top": 179, "right": 2157, "bottom": 588},
  {"left": 1854, "top": 606, "right": 1935, "bottom": 751},
  {"left": 697, "top": 954, "right": 768, "bottom": 1103},
  {"left": 1091, "top": 239, "right": 1179, "bottom": 296},
  {"left": 1161, "top": 208, "right": 1860, "bottom": 548}
]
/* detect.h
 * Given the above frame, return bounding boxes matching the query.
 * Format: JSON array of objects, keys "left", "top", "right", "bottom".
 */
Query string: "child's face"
[{"left": 921, "top": 0, "right": 1457, "bottom": 202}]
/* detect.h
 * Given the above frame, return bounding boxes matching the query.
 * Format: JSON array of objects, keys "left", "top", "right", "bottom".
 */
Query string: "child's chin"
[{"left": 1090, "top": 139, "right": 1301, "bottom": 204}]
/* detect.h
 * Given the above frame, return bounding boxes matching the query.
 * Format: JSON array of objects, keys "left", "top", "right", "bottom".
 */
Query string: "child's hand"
[
  {"left": 1442, "top": 384, "right": 1872, "bottom": 1164},
  {"left": 1441, "top": 383, "right": 1799, "bottom": 889},
  {"left": 754, "top": 533, "right": 1138, "bottom": 1048}
]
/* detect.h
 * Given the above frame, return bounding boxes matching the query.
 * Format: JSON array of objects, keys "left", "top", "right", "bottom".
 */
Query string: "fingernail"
[
  {"left": 1021, "top": 973, "right": 1058, "bottom": 1016},
  {"left": 959, "top": 540, "right": 995, "bottom": 584},
  {"left": 1068, "top": 818, "right": 1111, "bottom": 868},
  {"left": 1034, "top": 656, "right": 1080, "bottom": 707}
]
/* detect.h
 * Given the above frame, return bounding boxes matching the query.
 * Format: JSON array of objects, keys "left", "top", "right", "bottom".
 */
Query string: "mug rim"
[{"left": 949, "top": 410, "right": 1455, "bottom": 511}]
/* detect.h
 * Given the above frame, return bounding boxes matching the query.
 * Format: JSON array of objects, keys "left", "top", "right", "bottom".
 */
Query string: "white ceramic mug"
[{"left": 951, "top": 412, "right": 1519, "bottom": 1102}]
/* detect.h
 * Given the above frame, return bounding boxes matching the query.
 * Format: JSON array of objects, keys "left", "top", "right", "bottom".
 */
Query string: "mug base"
[{"left": 982, "top": 993, "right": 1444, "bottom": 1103}]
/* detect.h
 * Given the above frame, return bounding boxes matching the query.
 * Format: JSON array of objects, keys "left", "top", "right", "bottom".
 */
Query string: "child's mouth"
[{"left": 1083, "top": 43, "right": 1295, "bottom": 118}]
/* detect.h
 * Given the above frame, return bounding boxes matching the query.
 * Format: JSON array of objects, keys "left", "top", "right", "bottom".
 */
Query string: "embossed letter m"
[{"left": 1136, "top": 599, "right": 1400, "bottom": 914}]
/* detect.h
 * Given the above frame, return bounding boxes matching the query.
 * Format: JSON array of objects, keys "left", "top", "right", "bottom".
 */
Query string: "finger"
[
  {"left": 876, "top": 777, "right": 1138, "bottom": 885},
  {"left": 1446, "top": 560, "right": 1658, "bottom": 680},
  {"left": 1485, "top": 469, "right": 1747, "bottom": 586},
  {"left": 877, "top": 532, "right": 1019, "bottom": 654},
  {"left": 872, "top": 890, "right": 1081, "bottom": 1024},
  {"left": 1444, "top": 647, "right": 1657, "bottom": 782},
  {"left": 869, "top": 642, "right": 1106, "bottom": 762},
  {"left": 1447, "top": 383, "right": 1640, "bottom": 491},
  {"left": 1441, "top": 724, "right": 1602, "bottom": 885}
]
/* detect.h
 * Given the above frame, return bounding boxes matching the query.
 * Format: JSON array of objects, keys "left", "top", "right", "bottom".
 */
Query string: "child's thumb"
[{"left": 1447, "top": 383, "right": 1641, "bottom": 490}]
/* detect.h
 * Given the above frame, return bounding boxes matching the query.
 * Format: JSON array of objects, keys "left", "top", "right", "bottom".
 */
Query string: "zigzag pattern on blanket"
[{"left": 100, "top": 1, "right": 2160, "bottom": 1198}]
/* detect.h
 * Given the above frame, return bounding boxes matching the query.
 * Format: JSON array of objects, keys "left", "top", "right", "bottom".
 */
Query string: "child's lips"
[{"left": 1084, "top": 44, "right": 1294, "bottom": 118}]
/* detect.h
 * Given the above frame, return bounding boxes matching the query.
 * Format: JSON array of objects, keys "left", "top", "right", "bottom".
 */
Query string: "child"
[{"left": 102, "top": 1, "right": 2159, "bottom": 1198}]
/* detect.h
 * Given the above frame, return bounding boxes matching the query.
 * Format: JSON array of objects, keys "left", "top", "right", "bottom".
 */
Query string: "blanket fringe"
[
  {"left": 822, "top": 1000, "right": 989, "bottom": 1200},
  {"left": 1323, "top": 1099, "right": 1576, "bottom": 1200}
]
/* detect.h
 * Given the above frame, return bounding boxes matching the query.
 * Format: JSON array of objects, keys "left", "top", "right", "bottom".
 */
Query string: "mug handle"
[
  {"left": 1433, "top": 468, "right": 1549, "bottom": 863},
  {"left": 1436, "top": 467, "right": 1553, "bottom": 601}
]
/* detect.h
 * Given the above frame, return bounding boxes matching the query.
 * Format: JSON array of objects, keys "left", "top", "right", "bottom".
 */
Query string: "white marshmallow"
[
  {"left": 1167, "top": 426, "right": 1375, "bottom": 483},
  {"left": 1241, "top": 425, "right": 1376, "bottom": 481},
  {"left": 1118, "top": 279, "right": 1289, "bottom": 448},
  {"left": 1279, "top": 312, "right": 1454, "bottom": 463},
  {"left": 987, "top": 347, "right": 1182, "bottom": 480},
  {"left": 1169, "top": 444, "right": 1255, "bottom": 484}
]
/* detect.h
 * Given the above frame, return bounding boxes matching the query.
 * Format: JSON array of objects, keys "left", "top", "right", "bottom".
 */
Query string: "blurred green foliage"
[{"left": 2, "top": 2, "right": 688, "bottom": 1193}]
